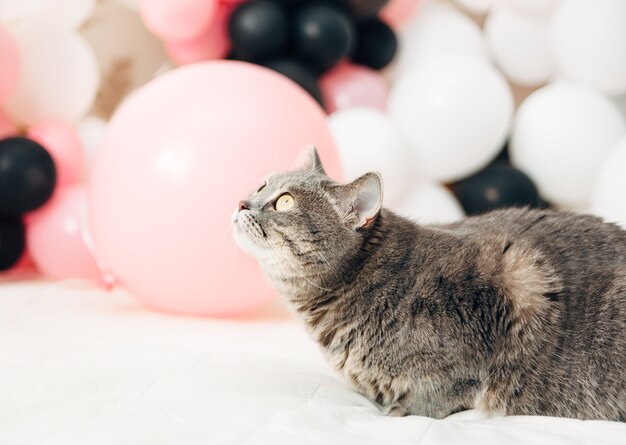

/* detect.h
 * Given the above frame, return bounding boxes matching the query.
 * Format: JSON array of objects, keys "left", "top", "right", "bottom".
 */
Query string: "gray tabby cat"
[{"left": 233, "top": 147, "right": 626, "bottom": 421}]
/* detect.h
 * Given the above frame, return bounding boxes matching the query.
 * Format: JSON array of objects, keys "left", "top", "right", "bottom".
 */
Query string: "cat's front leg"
[{"left": 383, "top": 402, "right": 411, "bottom": 417}]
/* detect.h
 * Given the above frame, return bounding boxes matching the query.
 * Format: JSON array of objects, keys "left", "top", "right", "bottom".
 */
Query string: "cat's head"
[{"left": 233, "top": 146, "right": 383, "bottom": 279}]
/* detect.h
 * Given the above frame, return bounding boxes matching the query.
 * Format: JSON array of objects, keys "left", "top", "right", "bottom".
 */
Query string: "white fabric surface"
[{"left": 1, "top": 280, "right": 624, "bottom": 444}]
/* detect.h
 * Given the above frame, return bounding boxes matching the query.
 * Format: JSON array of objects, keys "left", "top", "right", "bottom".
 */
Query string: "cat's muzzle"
[{"left": 234, "top": 209, "right": 266, "bottom": 240}]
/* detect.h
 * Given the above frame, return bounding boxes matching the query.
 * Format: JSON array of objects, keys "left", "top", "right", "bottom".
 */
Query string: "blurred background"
[{"left": 1, "top": 0, "right": 626, "bottom": 316}]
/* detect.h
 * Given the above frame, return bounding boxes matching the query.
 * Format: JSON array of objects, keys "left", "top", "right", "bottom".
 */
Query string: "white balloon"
[
  {"left": 397, "top": 3, "right": 487, "bottom": 73},
  {"left": 485, "top": 4, "right": 555, "bottom": 86},
  {"left": 77, "top": 116, "right": 107, "bottom": 173},
  {"left": 5, "top": 26, "right": 100, "bottom": 125},
  {"left": 0, "top": 0, "right": 51, "bottom": 22},
  {"left": 612, "top": 93, "right": 626, "bottom": 121},
  {"left": 391, "top": 183, "right": 465, "bottom": 224},
  {"left": 592, "top": 137, "right": 626, "bottom": 229},
  {"left": 510, "top": 83, "right": 626, "bottom": 208},
  {"left": 30, "top": 0, "right": 96, "bottom": 30},
  {"left": 505, "top": 0, "right": 558, "bottom": 14},
  {"left": 388, "top": 54, "right": 513, "bottom": 182},
  {"left": 113, "top": 0, "right": 139, "bottom": 10},
  {"left": 553, "top": 0, "right": 626, "bottom": 96},
  {"left": 328, "top": 107, "right": 412, "bottom": 206},
  {"left": 453, "top": 0, "right": 496, "bottom": 14}
]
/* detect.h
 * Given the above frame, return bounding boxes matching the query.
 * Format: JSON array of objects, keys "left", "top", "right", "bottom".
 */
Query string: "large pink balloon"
[
  {"left": 380, "top": 0, "right": 421, "bottom": 27},
  {"left": 88, "top": 61, "right": 342, "bottom": 316},
  {"left": 27, "top": 121, "right": 84, "bottom": 185},
  {"left": 139, "top": 0, "right": 217, "bottom": 42},
  {"left": 27, "top": 186, "right": 101, "bottom": 280},
  {"left": 320, "top": 62, "right": 389, "bottom": 114},
  {"left": 0, "top": 110, "right": 18, "bottom": 139},
  {"left": 0, "top": 25, "right": 20, "bottom": 105}
]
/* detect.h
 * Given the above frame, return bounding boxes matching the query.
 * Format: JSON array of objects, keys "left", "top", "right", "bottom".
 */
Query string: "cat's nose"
[{"left": 238, "top": 200, "right": 249, "bottom": 211}]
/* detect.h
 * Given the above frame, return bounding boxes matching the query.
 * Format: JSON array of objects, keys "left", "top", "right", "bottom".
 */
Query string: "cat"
[{"left": 233, "top": 146, "right": 626, "bottom": 421}]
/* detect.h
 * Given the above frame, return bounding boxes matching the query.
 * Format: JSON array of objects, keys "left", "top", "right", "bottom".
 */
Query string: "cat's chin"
[{"left": 233, "top": 224, "right": 269, "bottom": 260}]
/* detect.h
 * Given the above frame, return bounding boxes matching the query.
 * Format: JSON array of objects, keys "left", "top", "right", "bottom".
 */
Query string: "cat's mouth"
[
  {"left": 234, "top": 210, "right": 266, "bottom": 238},
  {"left": 233, "top": 208, "right": 269, "bottom": 257}
]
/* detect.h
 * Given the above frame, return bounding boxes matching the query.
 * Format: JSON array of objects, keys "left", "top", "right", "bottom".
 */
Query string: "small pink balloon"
[
  {"left": 0, "top": 110, "right": 18, "bottom": 139},
  {"left": 320, "top": 62, "right": 389, "bottom": 114},
  {"left": 380, "top": 0, "right": 421, "bottom": 27},
  {"left": 0, "top": 25, "right": 20, "bottom": 105},
  {"left": 10, "top": 249, "right": 37, "bottom": 272},
  {"left": 140, "top": 0, "right": 217, "bottom": 42},
  {"left": 164, "top": 5, "right": 230, "bottom": 65},
  {"left": 27, "top": 186, "right": 101, "bottom": 280},
  {"left": 88, "top": 61, "right": 342, "bottom": 316},
  {"left": 27, "top": 120, "right": 84, "bottom": 185}
]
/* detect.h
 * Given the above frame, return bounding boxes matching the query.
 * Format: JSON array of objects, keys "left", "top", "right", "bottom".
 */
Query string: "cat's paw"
[{"left": 384, "top": 403, "right": 411, "bottom": 417}]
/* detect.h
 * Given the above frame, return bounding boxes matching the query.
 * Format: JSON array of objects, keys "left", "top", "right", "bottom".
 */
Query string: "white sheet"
[{"left": 1, "top": 280, "right": 624, "bottom": 444}]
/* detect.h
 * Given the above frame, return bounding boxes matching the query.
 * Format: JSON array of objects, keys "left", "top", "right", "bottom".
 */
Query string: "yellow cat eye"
[{"left": 275, "top": 193, "right": 294, "bottom": 212}]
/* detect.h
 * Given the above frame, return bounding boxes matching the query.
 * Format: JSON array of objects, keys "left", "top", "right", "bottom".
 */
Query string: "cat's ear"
[
  {"left": 333, "top": 172, "right": 383, "bottom": 230},
  {"left": 294, "top": 144, "right": 326, "bottom": 175}
]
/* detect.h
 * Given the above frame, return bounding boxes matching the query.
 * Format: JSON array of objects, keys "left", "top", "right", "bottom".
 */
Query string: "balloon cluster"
[
  {"left": 0, "top": 121, "right": 100, "bottom": 279},
  {"left": 0, "top": 136, "right": 55, "bottom": 270},
  {"left": 0, "top": 7, "right": 102, "bottom": 279},
  {"left": 139, "top": 0, "right": 408, "bottom": 113},
  {"left": 226, "top": 0, "right": 397, "bottom": 109},
  {"left": 330, "top": 0, "right": 626, "bottom": 225}
]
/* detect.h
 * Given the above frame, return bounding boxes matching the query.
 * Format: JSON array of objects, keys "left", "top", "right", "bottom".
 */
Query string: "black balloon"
[
  {"left": 0, "top": 218, "right": 25, "bottom": 271},
  {"left": 451, "top": 164, "right": 542, "bottom": 215},
  {"left": 228, "top": 1, "right": 289, "bottom": 62},
  {"left": 264, "top": 59, "right": 325, "bottom": 107},
  {"left": 338, "top": 0, "right": 389, "bottom": 20},
  {"left": 492, "top": 144, "right": 510, "bottom": 164},
  {"left": 269, "top": 0, "right": 302, "bottom": 10},
  {"left": 0, "top": 137, "right": 56, "bottom": 216},
  {"left": 352, "top": 18, "right": 397, "bottom": 69},
  {"left": 293, "top": 4, "right": 356, "bottom": 72}
]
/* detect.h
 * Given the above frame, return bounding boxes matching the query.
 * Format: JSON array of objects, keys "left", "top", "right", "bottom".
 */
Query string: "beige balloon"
[{"left": 81, "top": 0, "right": 167, "bottom": 119}]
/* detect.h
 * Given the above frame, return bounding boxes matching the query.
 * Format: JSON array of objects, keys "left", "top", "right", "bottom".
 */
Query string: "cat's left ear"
[
  {"left": 294, "top": 144, "right": 326, "bottom": 175},
  {"left": 332, "top": 172, "right": 383, "bottom": 230}
]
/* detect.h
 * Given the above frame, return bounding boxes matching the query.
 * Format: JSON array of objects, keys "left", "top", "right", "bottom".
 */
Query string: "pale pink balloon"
[
  {"left": 88, "top": 61, "right": 342, "bottom": 317},
  {"left": 0, "top": 25, "right": 20, "bottom": 105},
  {"left": 0, "top": 110, "right": 18, "bottom": 139},
  {"left": 320, "top": 62, "right": 389, "bottom": 114},
  {"left": 164, "top": 5, "right": 230, "bottom": 65},
  {"left": 380, "top": 0, "right": 421, "bottom": 27},
  {"left": 27, "top": 186, "right": 101, "bottom": 280},
  {"left": 139, "top": 0, "right": 217, "bottom": 42},
  {"left": 27, "top": 120, "right": 84, "bottom": 185}
]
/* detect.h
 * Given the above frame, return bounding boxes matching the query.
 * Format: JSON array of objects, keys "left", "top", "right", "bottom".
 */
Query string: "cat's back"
[{"left": 436, "top": 207, "right": 626, "bottom": 269}]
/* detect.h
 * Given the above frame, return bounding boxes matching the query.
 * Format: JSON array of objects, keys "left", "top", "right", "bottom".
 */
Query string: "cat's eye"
[
  {"left": 275, "top": 193, "right": 294, "bottom": 212},
  {"left": 256, "top": 182, "right": 267, "bottom": 194}
]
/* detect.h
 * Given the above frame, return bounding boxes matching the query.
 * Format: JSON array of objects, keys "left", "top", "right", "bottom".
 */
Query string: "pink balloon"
[
  {"left": 10, "top": 250, "right": 37, "bottom": 272},
  {"left": 27, "top": 186, "right": 101, "bottom": 280},
  {"left": 139, "top": 0, "right": 217, "bottom": 42},
  {"left": 380, "top": 0, "right": 421, "bottom": 27},
  {"left": 320, "top": 62, "right": 389, "bottom": 114},
  {"left": 164, "top": 5, "right": 230, "bottom": 65},
  {"left": 27, "top": 121, "right": 84, "bottom": 185},
  {"left": 0, "top": 26, "right": 19, "bottom": 105},
  {"left": 0, "top": 110, "right": 18, "bottom": 139},
  {"left": 88, "top": 61, "right": 342, "bottom": 316}
]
